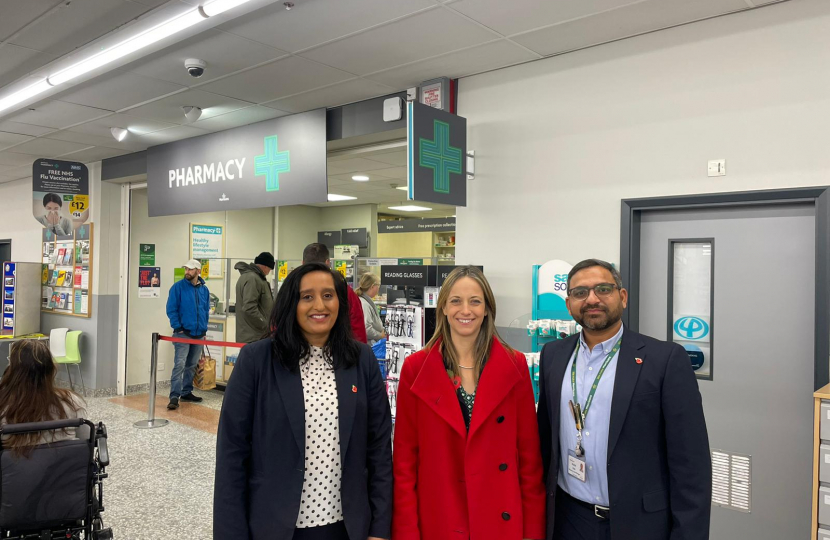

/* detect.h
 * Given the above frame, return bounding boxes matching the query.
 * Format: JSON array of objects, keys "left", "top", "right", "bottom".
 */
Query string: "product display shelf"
[
  {"left": 812, "top": 384, "right": 830, "bottom": 539},
  {"left": 40, "top": 223, "right": 93, "bottom": 318}
]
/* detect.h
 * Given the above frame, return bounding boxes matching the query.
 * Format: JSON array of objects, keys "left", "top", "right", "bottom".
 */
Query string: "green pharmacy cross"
[
  {"left": 419, "top": 120, "right": 462, "bottom": 194},
  {"left": 255, "top": 135, "right": 290, "bottom": 192}
]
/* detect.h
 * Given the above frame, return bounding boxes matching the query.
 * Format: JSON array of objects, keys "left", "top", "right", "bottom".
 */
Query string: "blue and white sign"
[
  {"left": 683, "top": 344, "right": 706, "bottom": 371},
  {"left": 673, "top": 314, "right": 710, "bottom": 343}
]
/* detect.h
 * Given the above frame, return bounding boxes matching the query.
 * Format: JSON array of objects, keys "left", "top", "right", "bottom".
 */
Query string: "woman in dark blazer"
[{"left": 214, "top": 262, "right": 392, "bottom": 540}]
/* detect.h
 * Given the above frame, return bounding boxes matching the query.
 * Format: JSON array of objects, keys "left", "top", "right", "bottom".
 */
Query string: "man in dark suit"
[{"left": 537, "top": 259, "right": 711, "bottom": 540}]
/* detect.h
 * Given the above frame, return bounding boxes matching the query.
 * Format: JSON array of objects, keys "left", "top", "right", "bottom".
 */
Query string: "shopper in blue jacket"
[{"left": 165, "top": 259, "right": 211, "bottom": 410}]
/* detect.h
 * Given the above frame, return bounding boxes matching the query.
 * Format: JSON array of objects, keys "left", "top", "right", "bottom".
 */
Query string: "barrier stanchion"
[{"left": 134, "top": 332, "right": 169, "bottom": 429}]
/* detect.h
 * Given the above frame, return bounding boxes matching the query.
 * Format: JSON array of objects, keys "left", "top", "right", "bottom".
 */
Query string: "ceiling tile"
[
  {"left": 59, "top": 145, "right": 131, "bottom": 162},
  {"left": 369, "top": 166, "right": 407, "bottom": 179},
  {"left": 122, "top": 89, "right": 253, "bottom": 124},
  {"left": 299, "top": 8, "right": 497, "bottom": 75},
  {"left": 129, "top": 29, "right": 289, "bottom": 86},
  {"left": 264, "top": 79, "right": 396, "bottom": 114},
  {"left": 9, "top": 0, "right": 150, "bottom": 57},
  {"left": 0, "top": 131, "right": 35, "bottom": 150},
  {"left": 326, "top": 157, "right": 398, "bottom": 175},
  {"left": 220, "top": 0, "right": 436, "bottom": 53},
  {"left": 366, "top": 40, "right": 537, "bottom": 88},
  {"left": 328, "top": 171, "right": 399, "bottom": 183},
  {"left": 512, "top": 0, "right": 749, "bottom": 56},
  {"left": 0, "top": 152, "right": 39, "bottom": 167},
  {"left": 201, "top": 56, "right": 354, "bottom": 104},
  {"left": 191, "top": 106, "right": 290, "bottom": 132},
  {"left": 448, "top": 0, "right": 640, "bottom": 36},
  {"left": 137, "top": 125, "right": 211, "bottom": 147},
  {"left": 9, "top": 138, "right": 93, "bottom": 157},
  {"left": 0, "top": 44, "right": 56, "bottom": 88},
  {"left": 45, "top": 130, "right": 148, "bottom": 152},
  {"left": 56, "top": 72, "right": 186, "bottom": 112},
  {"left": 4, "top": 101, "right": 111, "bottom": 129},
  {"left": 67, "top": 113, "right": 177, "bottom": 138},
  {"left": 0, "top": 121, "right": 55, "bottom": 137},
  {"left": 0, "top": 0, "right": 62, "bottom": 41},
  {"left": 365, "top": 152, "right": 407, "bottom": 167}
]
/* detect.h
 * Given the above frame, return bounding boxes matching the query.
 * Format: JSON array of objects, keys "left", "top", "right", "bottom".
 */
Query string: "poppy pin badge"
[
  {"left": 352, "top": 385, "right": 357, "bottom": 393},
  {"left": 635, "top": 358, "right": 643, "bottom": 365}
]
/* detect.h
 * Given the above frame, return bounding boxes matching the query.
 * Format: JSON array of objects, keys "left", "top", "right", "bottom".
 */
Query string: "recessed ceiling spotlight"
[
  {"left": 110, "top": 127, "right": 128, "bottom": 142},
  {"left": 389, "top": 205, "right": 432, "bottom": 212},
  {"left": 352, "top": 175, "right": 369, "bottom": 182},
  {"left": 284, "top": 1, "right": 294, "bottom": 9},
  {"left": 328, "top": 194, "right": 357, "bottom": 201}
]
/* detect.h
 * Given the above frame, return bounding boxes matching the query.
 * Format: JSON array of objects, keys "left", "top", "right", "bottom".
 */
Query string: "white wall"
[
  {"left": 0, "top": 178, "right": 45, "bottom": 262},
  {"left": 456, "top": 0, "right": 830, "bottom": 325}
]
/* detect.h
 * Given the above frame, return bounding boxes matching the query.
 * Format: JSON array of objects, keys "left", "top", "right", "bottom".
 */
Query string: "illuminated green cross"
[
  {"left": 419, "top": 120, "right": 462, "bottom": 194},
  {"left": 255, "top": 135, "right": 290, "bottom": 192}
]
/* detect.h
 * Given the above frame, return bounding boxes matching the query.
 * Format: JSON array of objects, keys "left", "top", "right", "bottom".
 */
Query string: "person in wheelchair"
[
  {"left": 0, "top": 339, "right": 87, "bottom": 448},
  {"left": 0, "top": 339, "right": 112, "bottom": 540}
]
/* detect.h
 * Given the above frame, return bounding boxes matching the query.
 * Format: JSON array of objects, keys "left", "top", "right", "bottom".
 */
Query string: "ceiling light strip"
[{"left": 0, "top": 0, "right": 253, "bottom": 115}]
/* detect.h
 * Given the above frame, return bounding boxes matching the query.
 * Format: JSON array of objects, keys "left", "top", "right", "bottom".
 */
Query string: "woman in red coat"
[{"left": 393, "top": 266, "right": 546, "bottom": 540}]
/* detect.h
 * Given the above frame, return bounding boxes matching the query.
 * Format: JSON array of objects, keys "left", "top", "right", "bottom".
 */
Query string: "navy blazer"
[
  {"left": 214, "top": 339, "right": 393, "bottom": 540},
  {"left": 537, "top": 328, "right": 711, "bottom": 540}
]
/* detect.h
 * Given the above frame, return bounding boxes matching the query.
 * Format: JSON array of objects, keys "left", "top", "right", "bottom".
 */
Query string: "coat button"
[
  {"left": 499, "top": 463, "right": 508, "bottom": 471},
  {"left": 502, "top": 512, "right": 511, "bottom": 521},
  {"left": 497, "top": 416, "right": 505, "bottom": 423}
]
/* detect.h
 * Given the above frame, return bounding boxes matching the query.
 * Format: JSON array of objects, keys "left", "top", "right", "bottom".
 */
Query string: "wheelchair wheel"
[{"left": 93, "top": 528, "right": 113, "bottom": 539}]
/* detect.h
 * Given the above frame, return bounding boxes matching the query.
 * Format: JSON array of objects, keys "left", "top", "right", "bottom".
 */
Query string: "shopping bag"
[{"left": 193, "top": 345, "right": 216, "bottom": 391}]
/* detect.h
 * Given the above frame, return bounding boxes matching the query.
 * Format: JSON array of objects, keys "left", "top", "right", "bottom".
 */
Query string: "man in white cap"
[{"left": 165, "top": 259, "right": 210, "bottom": 410}]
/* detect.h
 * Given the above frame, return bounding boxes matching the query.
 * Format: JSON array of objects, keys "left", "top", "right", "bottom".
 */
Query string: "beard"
[{"left": 572, "top": 302, "right": 623, "bottom": 331}]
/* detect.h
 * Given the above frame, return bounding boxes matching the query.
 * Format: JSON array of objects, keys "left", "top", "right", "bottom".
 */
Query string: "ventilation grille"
[{"left": 712, "top": 449, "right": 751, "bottom": 513}]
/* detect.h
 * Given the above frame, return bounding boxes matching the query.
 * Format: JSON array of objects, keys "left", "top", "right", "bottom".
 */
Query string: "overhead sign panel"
[
  {"left": 378, "top": 217, "right": 455, "bottom": 234},
  {"left": 407, "top": 101, "right": 466, "bottom": 207},
  {"left": 147, "top": 109, "right": 327, "bottom": 217}
]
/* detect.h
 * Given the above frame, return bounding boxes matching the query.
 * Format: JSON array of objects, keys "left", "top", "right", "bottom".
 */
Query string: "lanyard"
[{"left": 570, "top": 336, "right": 623, "bottom": 423}]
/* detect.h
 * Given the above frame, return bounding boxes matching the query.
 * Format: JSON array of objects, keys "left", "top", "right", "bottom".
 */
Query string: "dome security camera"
[
  {"left": 182, "top": 106, "right": 202, "bottom": 123},
  {"left": 185, "top": 58, "right": 207, "bottom": 78}
]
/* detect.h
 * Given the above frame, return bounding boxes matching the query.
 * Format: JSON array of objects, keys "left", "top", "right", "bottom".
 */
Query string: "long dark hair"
[
  {"left": 269, "top": 263, "right": 360, "bottom": 372},
  {"left": 0, "top": 339, "right": 84, "bottom": 457}
]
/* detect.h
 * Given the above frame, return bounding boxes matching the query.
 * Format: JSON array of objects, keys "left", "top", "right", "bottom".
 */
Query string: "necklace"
[{"left": 458, "top": 364, "right": 474, "bottom": 370}]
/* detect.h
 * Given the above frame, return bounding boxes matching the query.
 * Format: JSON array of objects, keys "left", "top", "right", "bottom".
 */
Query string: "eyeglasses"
[{"left": 568, "top": 283, "right": 619, "bottom": 300}]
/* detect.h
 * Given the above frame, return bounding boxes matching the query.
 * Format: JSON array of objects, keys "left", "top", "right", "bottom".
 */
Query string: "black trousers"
[
  {"left": 292, "top": 521, "right": 349, "bottom": 540},
  {"left": 553, "top": 488, "right": 611, "bottom": 540}
]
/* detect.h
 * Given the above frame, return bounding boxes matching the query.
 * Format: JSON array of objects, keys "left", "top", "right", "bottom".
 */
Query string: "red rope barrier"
[{"left": 158, "top": 335, "right": 247, "bottom": 349}]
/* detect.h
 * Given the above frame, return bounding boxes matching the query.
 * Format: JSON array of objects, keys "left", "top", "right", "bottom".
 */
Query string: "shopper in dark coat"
[{"left": 234, "top": 252, "right": 276, "bottom": 343}]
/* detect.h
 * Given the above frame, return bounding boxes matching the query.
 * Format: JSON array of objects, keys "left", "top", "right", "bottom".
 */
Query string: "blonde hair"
[
  {"left": 354, "top": 273, "right": 380, "bottom": 296},
  {"left": 425, "top": 265, "right": 513, "bottom": 380}
]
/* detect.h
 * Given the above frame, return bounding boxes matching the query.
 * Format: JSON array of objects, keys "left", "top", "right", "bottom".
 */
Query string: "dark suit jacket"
[
  {"left": 537, "top": 328, "right": 711, "bottom": 540},
  {"left": 214, "top": 339, "right": 393, "bottom": 540}
]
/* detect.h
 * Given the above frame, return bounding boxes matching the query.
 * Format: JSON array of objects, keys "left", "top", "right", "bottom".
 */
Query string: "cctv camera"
[
  {"left": 182, "top": 106, "right": 202, "bottom": 123},
  {"left": 185, "top": 58, "right": 207, "bottom": 78}
]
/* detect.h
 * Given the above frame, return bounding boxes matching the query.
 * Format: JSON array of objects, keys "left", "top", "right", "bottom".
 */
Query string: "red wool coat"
[{"left": 392, "top": 338, "right": 546, "bottom": 540}]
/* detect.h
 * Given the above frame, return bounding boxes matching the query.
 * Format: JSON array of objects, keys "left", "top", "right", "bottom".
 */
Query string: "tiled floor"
[{"left": 82, "top": 389, "right": 224, "bottom": 539}]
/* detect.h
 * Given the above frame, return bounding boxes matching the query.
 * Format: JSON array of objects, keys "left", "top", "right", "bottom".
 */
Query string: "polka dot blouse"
[{"left": 296, "top": 346, "right": 343, "bottom": 528}]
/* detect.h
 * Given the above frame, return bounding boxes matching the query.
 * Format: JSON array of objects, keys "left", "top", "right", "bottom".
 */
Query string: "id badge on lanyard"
[{"left": 567, "top": 337, "right": 622, "bottom": 482}]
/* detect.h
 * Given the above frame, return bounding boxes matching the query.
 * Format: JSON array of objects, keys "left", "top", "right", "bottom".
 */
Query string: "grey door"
[{"left": 638, "top": 203, "right": 814, "bottom": 539}]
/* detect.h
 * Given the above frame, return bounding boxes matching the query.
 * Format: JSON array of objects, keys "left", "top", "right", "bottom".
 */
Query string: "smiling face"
[
  {"left": 296, "top": 270, "right": 339, "bottom": 347},
  {"left": 566, "top": 266, "right": 628, "bottom": 331},
  {"left": 442, "top": 277, "right": 487, "bottom": 341}
]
